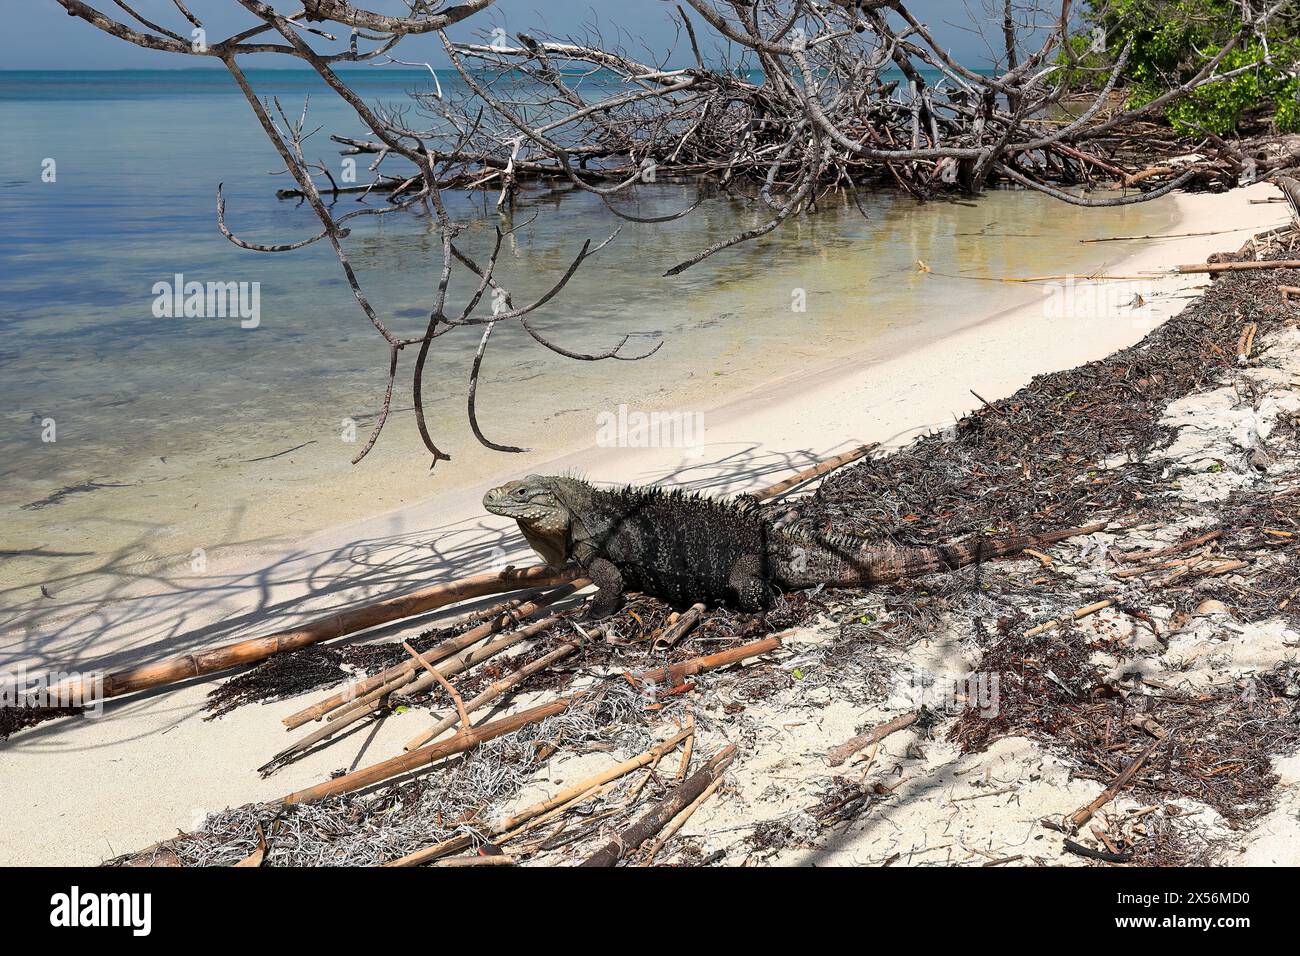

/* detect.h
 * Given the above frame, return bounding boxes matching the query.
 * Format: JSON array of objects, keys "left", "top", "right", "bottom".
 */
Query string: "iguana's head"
[{"left": 483, "top": 475, "right": 577, "bottom": 566}]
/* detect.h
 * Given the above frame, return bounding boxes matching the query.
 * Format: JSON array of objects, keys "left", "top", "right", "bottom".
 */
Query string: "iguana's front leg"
[{"left": 585, "top": 556, "right": 626, "bottom": 619}]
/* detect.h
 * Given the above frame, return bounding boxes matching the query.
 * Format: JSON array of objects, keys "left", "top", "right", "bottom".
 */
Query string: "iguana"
[{"left": 484, "top": 475, "right": 1103, "bottom": 617}]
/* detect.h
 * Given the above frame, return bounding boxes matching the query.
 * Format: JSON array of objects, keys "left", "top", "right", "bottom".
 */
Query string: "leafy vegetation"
[{"left": 1074, "top": 0, "right": 1300, "bottom": 134}]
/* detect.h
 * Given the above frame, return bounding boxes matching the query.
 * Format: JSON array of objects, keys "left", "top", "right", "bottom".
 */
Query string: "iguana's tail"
[{"left": 796, "top": 521, "right": 1107, "bottom": 587}]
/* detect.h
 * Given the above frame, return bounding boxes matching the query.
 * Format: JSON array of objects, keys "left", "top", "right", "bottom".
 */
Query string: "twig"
[
  {"left": 1176, "top": 259, "right": 1300, "bottom": 274},
  {"left": 404, "top": 641, "right": 469, "bottom": 734},
  {"left": 652, "top": 603, "right": 704, "bottom": 652},
  {"left": 1063, "top": 839, "right": 1132, "bottom": 863},
  {"left": 1023, "top": 599, "right": 1114, "bottom": 638},
  {"left": 827, "top": 710, "right": 921, "bottom": 767},
  {"left": 1067, "top": 737, "right": 1164, "bottom": 830}
]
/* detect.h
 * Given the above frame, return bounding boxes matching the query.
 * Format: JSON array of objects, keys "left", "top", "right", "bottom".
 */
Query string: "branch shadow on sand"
[{"left": 0, "top": 437, "right": 878, "bottom": 743}]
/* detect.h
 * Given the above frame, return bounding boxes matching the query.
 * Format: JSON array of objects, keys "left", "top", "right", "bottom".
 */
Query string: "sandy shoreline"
[{"left": 0, "top": 181, "right": 1289, "bottom": 866}]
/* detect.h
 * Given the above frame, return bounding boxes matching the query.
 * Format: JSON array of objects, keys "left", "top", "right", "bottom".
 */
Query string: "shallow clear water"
[{"left": 0, "top": 70, "right": 1171, "bottom": 591}]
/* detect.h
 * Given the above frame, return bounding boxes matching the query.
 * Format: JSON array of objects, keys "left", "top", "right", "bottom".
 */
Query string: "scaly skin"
[{"left": 484, "top": 475, "right": 1102, "bottom": 616}]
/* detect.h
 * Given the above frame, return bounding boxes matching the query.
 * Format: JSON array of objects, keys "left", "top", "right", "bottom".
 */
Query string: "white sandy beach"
[{"left": 0, "top": 181, "right": 1290, "bottom": 866}]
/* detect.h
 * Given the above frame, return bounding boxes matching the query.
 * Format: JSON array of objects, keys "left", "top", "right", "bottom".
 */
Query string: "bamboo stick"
[
  {"left": 402, "top": 631, "right": 584, "bottom": 751},
  {"left": 390, "top": 595, "right": 588, "bottom": 704},
  {"left": 280, "top": 696, "right": 576, "bottom": 805},
  {"left": 47, "top": 564, "right": 579, "bottom": 708},
  {"left": 1080, "top": 228, "right": 1259, "bottom": 243},
  {"left": 283, "top": 578, "right": 586, "bottom": 729},
  {"left": 404, "top": 639, "right": 470, "bottom": 732},
  {"left": 1113, "top": 555, "right": 1203, "bottom": 578},
  {"left": 1176, "top": 259, "right": 1300, "bottom": 274},
  {"left": 325, "top": 669, "right": 419, "bottom": 724},
  {"left": 752, "top": 443, "right": 875, "bottom": 500},
  {"left": 1023, "top": 600, "right": 1114, "bottom": 638},
  {"left": 652, "top": 603, "right": 704, "bottom": 652},
  {"left": 266, "top": 614, "right": 582, "bottom": 773},
  {"left": 294, "top": 631, "right": 776, "bottom": 809},
  {"left": 290, "top": 591, "right": 563, "bottom": 728},
  {"left": 268, "top": 615, "right": 566, "bottom": 770},
  {"left": 581, "top": 745, "right": 737, "bottom": 867},
  {"left": 633, "top": 635, "right": 783, "bottom": 687},
  {"left": 258, "top": 696, "right": 386, "bottom": 775},
  {"left": 383, "top": 726, "right": 693, "bottom": 866},
  {"left": 501, "top": 779, "right": 626, "bottom": 856}
]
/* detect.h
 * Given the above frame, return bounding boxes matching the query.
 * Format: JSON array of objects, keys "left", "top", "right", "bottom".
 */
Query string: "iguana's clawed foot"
[
  {"left": 582, "top": 592, "right": 623, "bottom": 621},
  {"left": 580, "top": 557, "right": 625, "bottom": 621}
]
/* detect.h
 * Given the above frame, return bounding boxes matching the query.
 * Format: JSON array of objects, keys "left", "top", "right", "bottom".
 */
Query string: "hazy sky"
[{"left": 4, "top": 0, "right": 1022, "bottom": 70}]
